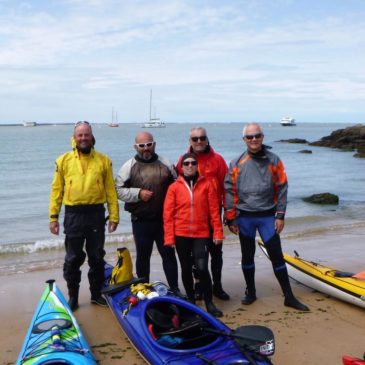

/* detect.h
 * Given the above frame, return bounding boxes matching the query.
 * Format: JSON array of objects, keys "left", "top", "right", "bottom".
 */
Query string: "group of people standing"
[{"left": 49, "top": 121, "right": 309, "bottom": 317}]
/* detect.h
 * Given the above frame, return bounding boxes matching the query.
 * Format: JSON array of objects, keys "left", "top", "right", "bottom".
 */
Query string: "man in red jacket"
[{"left": 176, "top": 127, "right": 229, "bottom": 300}]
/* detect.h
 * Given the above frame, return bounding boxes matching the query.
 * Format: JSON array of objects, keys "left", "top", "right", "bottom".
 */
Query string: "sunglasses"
[
  {"left": 244, "top": 133, "right": 263, "bottom": 140},
  {"left": 75, "top": 121, "right": 90, "bottom": 127},
  {"left": 136, "top": 141, "right": 154, "bottom": 148},
  {"left": 182, "top": 160, "right": 198, "bottom": 166},
  {"left": 190, "top": 135, "right": 207, "bottom": 142}
]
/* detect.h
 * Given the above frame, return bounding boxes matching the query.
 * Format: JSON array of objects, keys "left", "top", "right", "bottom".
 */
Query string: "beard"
[{"left": 76, "top": 145, "right": 92, "bottom": 154}]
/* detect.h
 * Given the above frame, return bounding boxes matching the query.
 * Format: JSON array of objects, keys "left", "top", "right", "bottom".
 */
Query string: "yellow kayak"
[{"left": 258, "top": 240, "right": 365, "bottom": 309}]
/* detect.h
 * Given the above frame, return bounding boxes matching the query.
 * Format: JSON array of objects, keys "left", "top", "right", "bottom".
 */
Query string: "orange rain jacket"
[
  {"left": 176, "top": 146, "right": 228, "bottom": 207},
  {"left": 163, "top": 175, "right": 224, "bottom": 246}
]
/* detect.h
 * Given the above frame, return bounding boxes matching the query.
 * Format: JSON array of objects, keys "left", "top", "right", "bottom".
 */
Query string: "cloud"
[{"left": 0, "top": 0, "right": 365, "bottom": 123}]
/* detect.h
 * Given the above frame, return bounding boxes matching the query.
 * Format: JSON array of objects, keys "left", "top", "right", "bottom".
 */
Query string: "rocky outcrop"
[
  {"left": 302, "top": 193, "right": 339, "bottom": 205},
  {"left": 309, "top": 124, "right": 365, "bottom": 158},
  {"left": 298, "top": 149, "right": 312, "bottom": 154},
  {"left": 278, "top": 138, "right": 309, "bottom": 144}
]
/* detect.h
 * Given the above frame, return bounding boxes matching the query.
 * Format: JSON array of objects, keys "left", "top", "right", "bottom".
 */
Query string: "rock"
[
  {"left": 298, "top": 149, "right": 312, "bottom": 154},
  {"left": 309, "top": 124, "right": 365, "bottom": 154},
  {"left": 302, "top": 193, "right": 339, "bottom": 205},
  {"left": 354, "top": 146, "right": 365, "bottom": 158},
  {"left": 278, "top": 138, "right": 309, "bottom": 144}
]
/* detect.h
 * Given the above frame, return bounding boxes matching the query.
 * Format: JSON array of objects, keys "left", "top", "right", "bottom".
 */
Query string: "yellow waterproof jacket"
[{"left": 49, "top": 138, "right": 119, "bottom": 223}]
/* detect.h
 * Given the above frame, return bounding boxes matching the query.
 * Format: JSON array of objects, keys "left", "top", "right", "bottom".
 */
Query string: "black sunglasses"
[
  {"left": 182, "top": 160, "right": 198, "bottom": 166},
  {"left": 191, "top": 136, "right": 207, "bottom": 142},
  {"left": 244, "top": 133, "right": 263, "bottom": 140},
  {"left": 136, "top": 141, "right": 154, "bottom": 148}
]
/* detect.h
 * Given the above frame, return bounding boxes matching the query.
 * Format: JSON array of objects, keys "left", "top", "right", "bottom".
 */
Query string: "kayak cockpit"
[{"left": 146, "top": 301, "right": 217, "bottom": 349}]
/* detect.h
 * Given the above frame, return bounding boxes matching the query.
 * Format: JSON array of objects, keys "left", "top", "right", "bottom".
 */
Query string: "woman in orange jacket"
[{"left": 163, "top": 153, "right": 224, "bottom": 317}]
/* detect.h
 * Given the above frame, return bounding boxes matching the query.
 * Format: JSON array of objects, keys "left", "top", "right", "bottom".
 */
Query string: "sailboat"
[
  {"left": 109, "top": 108, "right": 119, "bottom": 127},
  {"left": 142, "top": 90, "right": 166, "bottom": 128}
]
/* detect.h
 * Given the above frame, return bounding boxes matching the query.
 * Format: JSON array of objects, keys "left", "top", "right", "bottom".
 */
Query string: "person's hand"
[
  {"left": 275, "top": 219, "right": 285, "bottom": 234},
  {"left": 228, "top": 224, "right": 239, "bottom": 235},
  {"left": 165, "top": 243, "right": 175, "bottom": 249},
  {"left": 213, "top": 239, "right": 223, "bottom": 245},
  {"left": 108, "top": 221, "right": 118, "bottom": 233},
  {"left": 49, "top": 221, "right": 59, "bottom": 235},
  {"left": 139, "top": 189, "right": 154, "bottom": 202}
]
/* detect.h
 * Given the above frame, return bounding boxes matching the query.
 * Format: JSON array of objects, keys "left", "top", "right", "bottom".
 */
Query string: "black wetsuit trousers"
[
  {"left": 175, "top": 236, "right": 213, "bottom": 301},
  {"left": 63, "top": 206, "right": 106, "bottom": 298},
  {"left": 132, "top": 218, "right": 178, "bottom": 289}
]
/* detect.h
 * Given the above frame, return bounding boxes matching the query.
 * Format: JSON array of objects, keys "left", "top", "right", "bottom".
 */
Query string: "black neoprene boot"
[
  {"left": 213, "top": 283, "right": 230, "bottom": 300},
  {"left": 205, "top": 301, "right": 223, "bottom": 318},
  {"left": 275, "top": 266, "right": 309, "bottom": 311},
  {"left": 241, "top": 289, "right": 257, "bottom": 305},
  {"left": 241, "top": 266, "right": 256, "bottom": 305},
  {"left": 68, "top": 288, "right": 79, "bottom": 311}
]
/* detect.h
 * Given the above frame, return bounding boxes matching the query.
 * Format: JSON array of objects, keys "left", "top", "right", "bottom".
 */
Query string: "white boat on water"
[
  {"left": 142, "top": 90, "right": 166, "bottom": 128},
  {"left": 280, "top": 117, "right": 296, "bottom": 126},
  {"left": 143, "top": 118, "right": 165, "bottom": 128},
  {"left": 23, "top": 121, "right": 37, "bottom": 127}
]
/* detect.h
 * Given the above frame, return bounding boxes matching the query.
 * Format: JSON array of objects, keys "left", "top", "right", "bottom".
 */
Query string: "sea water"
[{"left": 1, "top": 122, "right": 365, "bottom": 275}]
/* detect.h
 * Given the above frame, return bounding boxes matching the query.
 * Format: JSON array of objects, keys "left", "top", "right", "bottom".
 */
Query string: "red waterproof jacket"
[
  {"left": 176, "top": 146, "right": 228, "bottom": 206},
  {"left": 163, "top": 175, "right": 224, "bottom": 246}
]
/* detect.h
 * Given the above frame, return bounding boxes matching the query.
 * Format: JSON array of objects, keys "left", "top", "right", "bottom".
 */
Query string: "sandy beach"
[{"left": 2, "top": 227, "right": 365, "bottom": 365}]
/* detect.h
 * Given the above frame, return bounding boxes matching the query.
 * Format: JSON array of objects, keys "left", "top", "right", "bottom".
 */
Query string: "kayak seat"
[
  {"left": 333, "top": 270, "right": 355, "bottom": 278},
  {"left": 146, "top": 303, "right": 207, "bottom": 341},
  {"left": 146, "top": 304, "right": 180, "bottom": 330}
]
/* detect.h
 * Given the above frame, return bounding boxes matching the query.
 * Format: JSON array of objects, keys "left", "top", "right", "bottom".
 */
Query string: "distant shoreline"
[{"left": 0, "top": 122, "right": 75, "bottom": 127}]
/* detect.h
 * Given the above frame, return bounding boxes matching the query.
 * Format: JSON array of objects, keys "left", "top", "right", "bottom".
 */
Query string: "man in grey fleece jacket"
[{"left": 224, "top": 122, "right": 309, "bottom": 311}]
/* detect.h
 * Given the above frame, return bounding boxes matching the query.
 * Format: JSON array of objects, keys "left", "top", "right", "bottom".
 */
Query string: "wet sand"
[{"left": 2, "top": 229, "right": 365, "bottom": 365}]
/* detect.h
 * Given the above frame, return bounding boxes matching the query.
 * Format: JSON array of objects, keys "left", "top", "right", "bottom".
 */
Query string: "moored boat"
[
  {"left": 258, "top": 240, "right": 365, "bottom": 309},
  {"left": 102, "top": 265, "right": 275, "bottom": 365},
  {"left": 142, "top": 90, "right": 166, "bottom": 128},
  {"left": 108, "top": 108, "right": 119, "bottom": 127},
  {"left": 16, "top": 280, "right": 97, "bottom": 365},
  {"left": 280, "top": 117, "right": 296, "bottom": 126},
  {"left": 23, "top": 121, "right": 37, "bottom": 127}
]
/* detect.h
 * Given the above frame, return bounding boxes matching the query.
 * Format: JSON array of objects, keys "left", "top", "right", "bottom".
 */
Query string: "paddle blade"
[
  {"left": 234, "top": 325, "right": 275, "bottom": 356},
  {"left": 353, "top": 271, "right": 365, "bottom": 280}
]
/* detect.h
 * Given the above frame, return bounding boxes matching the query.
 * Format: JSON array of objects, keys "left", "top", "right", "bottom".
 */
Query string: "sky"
[{"left": 0, "top": 0, "right": 364, "bottom": 124}]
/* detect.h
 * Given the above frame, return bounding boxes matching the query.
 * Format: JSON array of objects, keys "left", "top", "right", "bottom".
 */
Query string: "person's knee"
[
  {"left": 265, "top": 234, "right": 285, "bottom": 267},
  {"left": 195, "top": 257, "right": 208, "bottom": 273}
]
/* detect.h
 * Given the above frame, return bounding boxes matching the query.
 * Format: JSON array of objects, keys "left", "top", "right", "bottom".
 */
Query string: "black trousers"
[
  {"left": 206, "top": 237, "right": 223, "bottom": 286},
  {"left": 132, "top": 218, "right": 178, "bottom": 289},
  {"left": 63, "top": 207, "right": 105, "bottom": 298},
  {"left": 175, "top": 236, "right": 213, "bottom": 301}
]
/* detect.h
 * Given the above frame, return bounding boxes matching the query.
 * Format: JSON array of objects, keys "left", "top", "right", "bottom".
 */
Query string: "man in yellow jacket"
[{"left": 49, "top": 121, "right": 119, "bottom": 310}]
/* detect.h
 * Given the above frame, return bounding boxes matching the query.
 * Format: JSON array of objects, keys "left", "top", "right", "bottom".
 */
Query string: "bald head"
[{"left": 135, "top": 131, "right": 154, "bottom": 144}]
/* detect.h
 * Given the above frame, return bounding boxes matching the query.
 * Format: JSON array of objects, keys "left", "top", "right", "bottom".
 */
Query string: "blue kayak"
[
  {"left": 16, "top": 280, "right": 97, "bottom": 365},
  {"left": 103, "top": 266, "right": 275, "bottom": 365}
]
